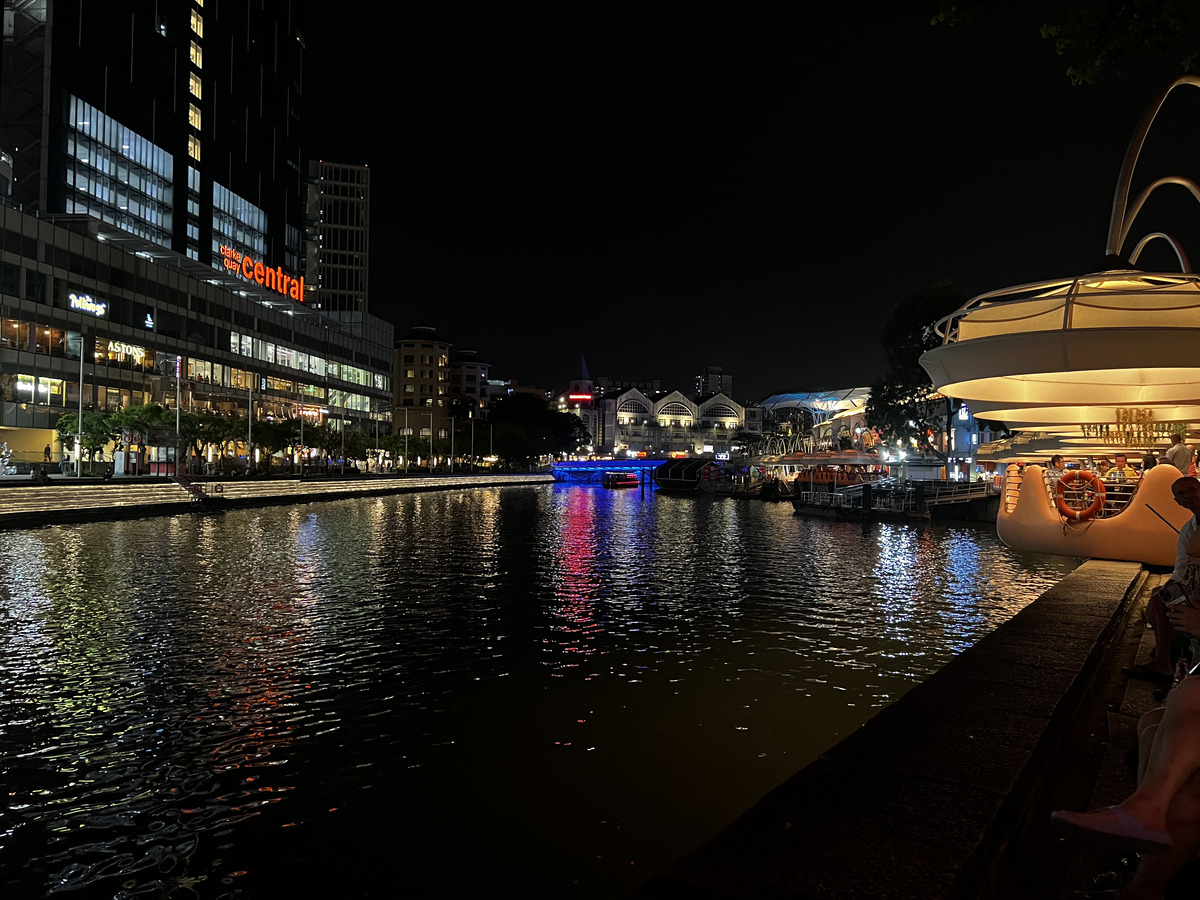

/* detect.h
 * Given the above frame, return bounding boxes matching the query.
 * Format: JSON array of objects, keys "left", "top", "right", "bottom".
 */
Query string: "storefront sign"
[
  {"left": 219, "top": 245, "right": 306, "bottom": 301},
  {"left": 108, "top": 340, "right": 146, "bottom": 364},
  {"left": 69, "top": 291, "right": 107, "bottom": 317}
]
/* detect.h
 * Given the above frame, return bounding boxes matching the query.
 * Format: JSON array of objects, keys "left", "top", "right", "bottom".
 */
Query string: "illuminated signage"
[
  {"left": 220, "top": 245, "right": 306, "bottom": 301},
  {"left": 107, "top": 340, "right": 146, "bottom": 364},
  {"left": 70, "top": 291, "right": 107, "bottom": 317},
  {"left": 568, "top": 393, "right": 593, "bottom": 402},
  {"left": 144, "top": 313, "right": 155, "bottom": 329}
]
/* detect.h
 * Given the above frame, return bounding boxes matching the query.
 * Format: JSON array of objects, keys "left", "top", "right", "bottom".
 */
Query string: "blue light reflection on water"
[{"left": 0, "top": 485, "right": 1078, "bottom": 897}]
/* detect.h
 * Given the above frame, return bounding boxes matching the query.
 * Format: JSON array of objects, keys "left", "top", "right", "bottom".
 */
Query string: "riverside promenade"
[{"left": 0, "top": 471, "right": 556, "bottom": 528}]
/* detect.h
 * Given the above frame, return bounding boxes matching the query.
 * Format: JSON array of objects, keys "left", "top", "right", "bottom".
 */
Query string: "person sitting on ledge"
[
  {"left": 1124, "top": 477, "right": 1200, "bottom": 684},
  {"left": 1052, "top": 669, "right": 1200, "bottom": 898}
]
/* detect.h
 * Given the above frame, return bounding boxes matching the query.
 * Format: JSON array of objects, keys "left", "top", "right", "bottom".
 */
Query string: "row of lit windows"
[
  {"left": 69, "top": 96, "right": 172, "bottom": 178},
  {"left": 0, "top": 373, "right": 150, "bottom": 411},
  {"left": 65, "top": 196, "right": 171, "bottom": 248},
  {"left": 67, "top": 137, "right": 171, "bottom": 202},
  {"left": 66, "top": 166, "right": 168, "bottom": 227},
  {"left": 229, "top": 331, "right": 390, "bottom": 393}
]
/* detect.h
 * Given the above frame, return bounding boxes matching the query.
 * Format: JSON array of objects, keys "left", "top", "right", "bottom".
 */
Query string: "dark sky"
[{"left": 300, "top": 3, "right": 1200, "bottom": 402}]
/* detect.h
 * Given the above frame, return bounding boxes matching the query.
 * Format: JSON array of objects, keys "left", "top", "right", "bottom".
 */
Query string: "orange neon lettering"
[{"left": 229, "top": 249, "right": 306, "bottom": 303}]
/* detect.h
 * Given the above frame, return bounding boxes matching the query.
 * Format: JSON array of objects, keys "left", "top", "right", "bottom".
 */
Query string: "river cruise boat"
[{"left": 601, "top": 471, "right": 640, "bottom": 489}]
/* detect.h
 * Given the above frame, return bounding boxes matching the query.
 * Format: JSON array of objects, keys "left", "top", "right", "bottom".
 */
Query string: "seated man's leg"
[
  {"left": 1138, "top": 707, "right": 1166, "bottom": 786},
  {"left": 1052, "top": 678, "right": 1200, "bottom": 852},
  {"left": 1142, "top": 592, "right": 1175, "bottom": 677},
  {"left": 1124, "top": 676, "right": 1200, "bottom": 833},
  {"left": 1121, "top": 766, "right": 1200, "bottom": 900}
]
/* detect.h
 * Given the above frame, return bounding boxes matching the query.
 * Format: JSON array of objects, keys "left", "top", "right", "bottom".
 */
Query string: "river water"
[{"left": 0, "top": 484, "right": 1077, "bottom": 898}]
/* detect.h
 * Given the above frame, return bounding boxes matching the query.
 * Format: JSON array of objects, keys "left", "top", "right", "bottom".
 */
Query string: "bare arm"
[{"left": 1187, "top": 521, "right": 1200, "bottom": 558}]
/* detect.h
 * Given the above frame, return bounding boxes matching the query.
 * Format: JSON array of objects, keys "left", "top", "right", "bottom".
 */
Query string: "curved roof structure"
[
  {"left": 760, "top": 388, "right": 870, "bottom": 418},
  {"left": 920, "top": 271, "right": 1200, "bottom": 426}
]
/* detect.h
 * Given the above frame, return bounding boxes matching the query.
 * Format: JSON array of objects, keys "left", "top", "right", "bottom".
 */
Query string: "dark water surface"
[{"left": 0, "top": 485, "right": 1077, "bottom": 897}]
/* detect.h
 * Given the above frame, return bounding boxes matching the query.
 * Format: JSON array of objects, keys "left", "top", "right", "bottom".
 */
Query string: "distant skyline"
[{"left": 302, "top": 3, "right": 1200, "bottom": 401}]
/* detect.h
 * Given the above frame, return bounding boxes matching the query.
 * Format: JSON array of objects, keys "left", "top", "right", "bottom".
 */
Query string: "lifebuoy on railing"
[
  {"left": 1054, "top": 470, "right": 1106, "bottom": 520},
  {"left": 214, "top": 484, "right": 224, "bottom": 494}
]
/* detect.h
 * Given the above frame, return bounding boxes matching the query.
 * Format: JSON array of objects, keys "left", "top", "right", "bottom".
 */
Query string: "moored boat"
[
  {"left": 602, "top": 471, "right": 640, "bottom": 489},
  {"left": 996, "top": 461, "right": 1191, "bottom": 566}
]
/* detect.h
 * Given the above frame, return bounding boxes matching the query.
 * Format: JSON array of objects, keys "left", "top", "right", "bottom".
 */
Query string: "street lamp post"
[
  {"left": 449, "top": 416, "right": 455, "bottom": 473},
  {"left": 175, "top": 356, "right": 182, "bottom": 476},
  {"left": 470, "top": 418, "right": 475, "bottom": 472},
  {"left": 247, "top": 380, "right": 253, "bottom": 473},
  {"left": 404, "top": 408, "right": 409, "bottom": 473},
  {"left": 76, "top": 332, "right": 84, "bottom": 477},
  {"left": 298, "top": 388, "right": 305, "bottom": 477},
  {"left": 426, "top": 410, "right": 433, "bottom": 472}
]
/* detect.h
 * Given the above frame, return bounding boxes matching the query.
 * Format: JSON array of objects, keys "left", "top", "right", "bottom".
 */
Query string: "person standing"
[
  {"left": 1166, "top": 432, "right": 1194, "bottom": 475},
  {"left": 1046, "top": 454, "right": 1065, "bottom": 482},
  {"left": 42, "top": 443, "right": 51, "bottom": 463}
]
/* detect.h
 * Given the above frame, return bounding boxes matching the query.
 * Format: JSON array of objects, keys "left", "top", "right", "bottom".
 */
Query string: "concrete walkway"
[
  {"left": 0, "top": 472, "right": 556, "bottom": 528},
  {"left": 637, "top": 559, "right": 1164, "bottom": 899}
]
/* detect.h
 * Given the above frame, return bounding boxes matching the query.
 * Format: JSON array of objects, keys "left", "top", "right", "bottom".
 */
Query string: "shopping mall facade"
[{"left": 0, "top": 206, "right": 393, "bottom": 469}]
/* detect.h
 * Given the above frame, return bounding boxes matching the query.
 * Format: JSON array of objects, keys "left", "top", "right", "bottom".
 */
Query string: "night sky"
[{"left": 301, "top": 3, "right": 1200, "bottom": 402}]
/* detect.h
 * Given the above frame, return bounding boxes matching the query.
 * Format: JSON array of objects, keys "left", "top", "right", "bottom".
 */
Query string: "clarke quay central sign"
[{"left": 220, "top": 245, "right": 306, "bottom": 301}]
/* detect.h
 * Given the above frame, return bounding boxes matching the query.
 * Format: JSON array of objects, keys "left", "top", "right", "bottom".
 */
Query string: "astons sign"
[{"left": 220, "top": 245, "right": 306, "bottom": 301}]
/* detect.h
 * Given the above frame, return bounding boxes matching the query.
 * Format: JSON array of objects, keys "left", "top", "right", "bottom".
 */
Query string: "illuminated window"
[
  {"left": 188, "top": 134, "right": 201, "bottom": 161},
  {"left": 189, "top": 71, "right": 202, "bottom": 99},
  {"left": 190, "top": 10, "right": 203, "bottom": 37},
  {"left": 188, "top": 103, "right": 201, "bottom": 130},
  {"left": 190, "top": 41, "right": 202, "bottom": 68}
]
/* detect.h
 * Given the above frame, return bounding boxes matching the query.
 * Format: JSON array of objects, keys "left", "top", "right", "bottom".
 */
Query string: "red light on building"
[{"left": 568, "top": 393, "right": 593, "bottom": 402}]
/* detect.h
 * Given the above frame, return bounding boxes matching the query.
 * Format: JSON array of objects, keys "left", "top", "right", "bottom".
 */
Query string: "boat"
[
  {"left": 995, "top": 462, "right": 1191, "bottom": 567},
  {"left": 652, "top": 458, "right": 728, "bottom": 493},
  {"left": 602, "top": 471, "right": 640, "bottom": 489}
]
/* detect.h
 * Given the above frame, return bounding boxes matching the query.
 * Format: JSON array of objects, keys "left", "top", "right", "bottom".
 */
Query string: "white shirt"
[
  {"left": 1173, "top": 515, "right": 1200, "bottom": 581},
  {"left": 1166, "top": 442, "right": 1194, "bottom": 474}
]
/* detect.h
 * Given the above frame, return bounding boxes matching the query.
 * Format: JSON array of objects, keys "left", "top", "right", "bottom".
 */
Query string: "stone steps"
[{"left": 0, "top": 482, "right": 194, "bottom": 517}]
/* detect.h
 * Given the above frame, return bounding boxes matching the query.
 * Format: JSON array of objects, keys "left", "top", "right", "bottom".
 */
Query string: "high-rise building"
[
  {"left": 2, "top": 1, "right": 306, "bottom": 274},
  {"left": 305, "top": 161, "right": 369, "bottom": 314},
  {"left": 0, "top": 1, "right": 393, "bottom": 463},
  {"left": 695, "top": 366, "right": 733, "bottom": 398}
]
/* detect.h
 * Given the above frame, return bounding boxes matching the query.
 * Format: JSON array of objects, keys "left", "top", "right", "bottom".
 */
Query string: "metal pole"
[
  {"left": 247, "top": 381, "right": 253, "bottom": 473},
  {"left": 76, "top": 332, "right": 84, "bottom": 477},
  {"left": 405, "top": 408, "right": 409, "bottom": 472},
  {"left": 175, "top": 357, "right": 181, "bottom": 475},
  {"left": 341, "top": 419, "right": 345, "bottom": 475},
  {"left": 450, "top": 416, "right": 455, "bottom": 473},
  {"left": 299, "top": 388, "right": 304, "bottom": 476},
  {"left": 470, "top": 418, "right": 475, "bottom": 472}
]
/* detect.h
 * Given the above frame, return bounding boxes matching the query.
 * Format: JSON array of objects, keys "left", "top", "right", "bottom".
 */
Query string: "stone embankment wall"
[{"left": 640, "top": 559, "right": 1145, "bottom": 899}]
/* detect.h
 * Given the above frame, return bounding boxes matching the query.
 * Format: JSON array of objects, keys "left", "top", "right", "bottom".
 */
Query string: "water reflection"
[{"left": 0, "top": 486, "right": 1077, "bottom": 897}]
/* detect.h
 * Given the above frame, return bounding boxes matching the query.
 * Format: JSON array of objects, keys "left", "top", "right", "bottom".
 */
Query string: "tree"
[
  {"left": 866, "top": 281, "right": 965, "bottom": 463},
  {"left": 933, "top": 1, "right": 1200, "bottom": 85},
  {"left": 54, "top": 411, "right": 116, "bottom": 470}
]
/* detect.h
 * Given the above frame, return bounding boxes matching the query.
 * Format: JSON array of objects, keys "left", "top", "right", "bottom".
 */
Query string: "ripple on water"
[{"left": 0, "top": 486, "right": 1077, "bottom": 897}]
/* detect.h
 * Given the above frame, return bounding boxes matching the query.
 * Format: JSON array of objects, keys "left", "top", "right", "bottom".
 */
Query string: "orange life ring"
[{"left": 1054, "top": 469, "right": 1106, "bottom": 520}]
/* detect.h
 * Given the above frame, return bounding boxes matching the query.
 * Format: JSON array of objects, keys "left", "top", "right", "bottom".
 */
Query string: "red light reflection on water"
[{"left": 549, "top": 488, "right": 607, "bottom": 656}]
